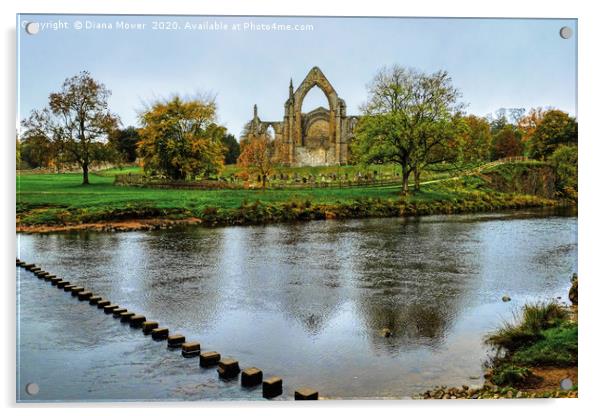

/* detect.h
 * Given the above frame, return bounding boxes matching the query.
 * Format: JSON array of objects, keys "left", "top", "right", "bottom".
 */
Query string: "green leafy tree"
[
  {"left": 20, "top": 71, "right": 119, "bottom": 184},
  {"left": 137, "top": 95, "right": 226, "bottom": 180},
  {"left": 353, "top": 65, "right": 463, "bottom": 194},
  {"left": 109, "top": 126, "right": 140, "bottom": 163},
  {"left": 221, "top": 133, "right": 241, "bottom": 165},
  {"left": 412, "top": 113, "right": 466, "bottom": 190},
  {"left": 549, "top": 144, "right": 577, "bottom": 195},
  {"left": 529, "top": 110, "right": 577, "bottom": 160}
]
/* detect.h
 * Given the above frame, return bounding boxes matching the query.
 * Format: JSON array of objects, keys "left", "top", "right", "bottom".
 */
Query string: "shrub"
[{"left": 485, "top": 301, "right": 568, "bottom": 351}]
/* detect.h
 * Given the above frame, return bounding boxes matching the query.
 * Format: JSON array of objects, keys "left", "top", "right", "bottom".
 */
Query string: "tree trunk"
[
  {"left": 414, "top": 168, "right": 421, "bottom": 192},
  {"left": 262, "top": 174, "right": 266, "bottom": 190},
  {"left": 82, "top": 162, "right": 89, "bottom": 185},
  {"left": 401, "top": 168, "right": 411, "bottom": 195}
]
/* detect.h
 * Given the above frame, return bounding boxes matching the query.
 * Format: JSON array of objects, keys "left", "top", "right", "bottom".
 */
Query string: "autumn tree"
[
  {"left": 517, "top": 107, "right": 547, "bottom": 145},
  {"left": 20, "top": 71, "right": 119, "bottom": 184},
  {"left": 237, "top": 135, "right": 275, "bottom": 189},
  {"left": 18, "top": 134, "right": 54, "bottom": 169},
  {"left": 492, "top": 125, "right": 523, "bottom": 159},
  {"left": 457, "top": 115, "right": 493, "bottom": 163},
  {"left": 137, "top": 96, "right": 226, "bottom": 180},
  {"left": 529, "top": 110, "right": 577, "bottom": 160},
  {"left": 353, "top": 65, "right": 464, "bottom": 194}
]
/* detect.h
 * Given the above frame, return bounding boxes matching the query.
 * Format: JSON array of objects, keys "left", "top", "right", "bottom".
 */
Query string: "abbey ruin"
[{"left": 242, "top": 67, "right": 358, "bottom": 166}]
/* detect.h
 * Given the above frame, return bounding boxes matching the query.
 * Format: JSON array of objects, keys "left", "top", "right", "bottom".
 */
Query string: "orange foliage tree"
[{"left": 237, "top": 135, "right": 275, "bottom": 189}]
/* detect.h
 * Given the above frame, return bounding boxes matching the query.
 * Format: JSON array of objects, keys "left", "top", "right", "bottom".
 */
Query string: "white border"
[{"left": 3, "top": 1, "right": 600, "bottom": 415}]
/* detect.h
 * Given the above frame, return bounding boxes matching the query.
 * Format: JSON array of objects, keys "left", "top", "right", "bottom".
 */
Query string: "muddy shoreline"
[{"left": 16, "top": 218, "right": 203, "bottom": 234}]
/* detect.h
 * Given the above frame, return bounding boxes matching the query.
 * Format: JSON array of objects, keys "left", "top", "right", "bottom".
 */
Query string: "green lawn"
[
  {"left": 17, "top": 162, "right": 470, "bottom": 211},
  {"left": 16, "top": 161, "right": 558, "bottom": 227},
  {"left": 17, "top": 170, "right": 408, "bottom": 210}
]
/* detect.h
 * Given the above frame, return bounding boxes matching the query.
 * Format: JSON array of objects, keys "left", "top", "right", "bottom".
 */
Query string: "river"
[{"left": 16, "top": 208, "right": 577, "bottom": 401}]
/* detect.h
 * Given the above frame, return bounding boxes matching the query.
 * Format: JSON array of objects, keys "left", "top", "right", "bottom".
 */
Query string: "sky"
[{"left": 17, "top": 15, "right": 577, "bottom": 138}]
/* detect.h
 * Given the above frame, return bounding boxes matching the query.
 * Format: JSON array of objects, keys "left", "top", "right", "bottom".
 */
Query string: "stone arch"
[
  {"left": 293, "top": 67, "right": 339, "bottom": 114},
  {"left": 292, "top": 67, "right": 340, "bottom": 147},
  {"left": 243, "top": 66, "right": 354, "bottom": 166},
  {"left": 301, "top": 107, "right": 330, "bottom": 148}
]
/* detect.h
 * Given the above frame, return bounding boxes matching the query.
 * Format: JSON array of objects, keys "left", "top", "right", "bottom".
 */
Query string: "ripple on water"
[{"left": 17, "top": 209, "right": 577, "bottom": 401}]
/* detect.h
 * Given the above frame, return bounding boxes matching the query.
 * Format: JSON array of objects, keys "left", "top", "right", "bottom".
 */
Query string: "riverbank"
[
  {"left": 16, "top": 161, "right": 575, "bottom": 233},
  {"left": 417, "top": 276, "right": 578, "bottom": 400},
  {"left": 16, "top": 190, "right": 566, "bottom": 233}
]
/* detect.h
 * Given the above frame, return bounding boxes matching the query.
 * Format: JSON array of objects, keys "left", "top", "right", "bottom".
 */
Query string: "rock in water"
[
  {"left": 502, "top": 295, "right": 511, "bottom": 302},
  {"left": 381, "top": 328, "right": 392, "bottom": 338}
]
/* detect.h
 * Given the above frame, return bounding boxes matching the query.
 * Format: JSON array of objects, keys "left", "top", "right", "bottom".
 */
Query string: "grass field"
[
  {"left": 17, "top": 163, "right": 457, "bottom": 211},
  {"left": 16, "top": 161, "right": 561, "bottom": 228}
]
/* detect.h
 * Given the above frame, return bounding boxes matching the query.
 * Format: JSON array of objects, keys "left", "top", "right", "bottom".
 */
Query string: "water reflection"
[{"left": 17, "top": 208, "right": 577, "bottom": 401}]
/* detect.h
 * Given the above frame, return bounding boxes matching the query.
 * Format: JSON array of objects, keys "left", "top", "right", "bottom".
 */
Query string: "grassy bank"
[
  {"left": 419, "top": 284, "right": 578, "bottom": 400},
  {"left": 485, "top": 301, "right": 577, "bottom": 386},
  {"left": 16, "top": 161, "right": 568, "bottom": 231}
]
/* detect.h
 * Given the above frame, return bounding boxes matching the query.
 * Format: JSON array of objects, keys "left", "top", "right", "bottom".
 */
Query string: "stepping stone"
[
  {"left": 200, "top": 351, "right": 221, "bottom": 368},
  {"left": 77, "top": 291, "right": 93, "bottom": 301},
  {"left": 241, "top": 367, "right": 263, "bottom": 387},
  {"left": 50, "top": 277, "right": 62, "bottom": 285},
  {"left": 36, "top": 271, "right": 49, "bottom": 277},
  {"left": 217, "top": 358, "right": 240, "bottom": 379},
  {"left": 151, "top": 328, "right": 169, "bottom": 340},
  {"left": 43, "top": 274, "right": 55, "bottom": 281},
  {"left": 30, "top": 267, "right": 41, "bottom": 273},
  {"left": 23, "top": 263, "right": 35, "bottom": 270},
  {"left": 120, "top": 312, "right": 136, "bottom": 322},
  {"left": 112, "top": 308, "right": 128, "bottom": 317},
  {"left": 57, "top": 281, "right": 70, "bottom": 288},
  {"left": 181, "top": 342, "right": 200, "bottom": 357},
  {"left": 70, "top": 287, "right": 85, "bottom": 296},
  {"left": 63, "top": 284, "right": 76, "bottom": 292},
  {"left": 294, "top": 387, "right": 319, "bottom": 400},
  {"left": 89, "top": 296, "right": 102, "bottom": 305},
  {"left": 262, "top": 377, "right": 283, "bottom": 398},
  {"left": 129, "top": 315, "right": 146, "bottom": 328},
  {"left": 97, "top": 300, "right": 110, "bottom": 308},
  {"left": 103, "top": 304, "right": 119, "bottom": 313},
  {"left": 167, "top": 334, "right": 185, "bottom": 348},
  {"left": 142, "top": 321, "right": 158, "bottom": 335}
]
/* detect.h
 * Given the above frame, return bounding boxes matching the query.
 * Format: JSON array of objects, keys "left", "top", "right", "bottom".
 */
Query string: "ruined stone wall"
[
  {"left": 243, "top": 67, "right": 356, "bottom": 166},
  {"left": 293, "top": 147, "right": 337, "bottom": 167}
]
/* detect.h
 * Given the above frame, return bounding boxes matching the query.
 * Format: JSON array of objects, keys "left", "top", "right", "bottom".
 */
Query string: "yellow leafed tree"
[{"left": 138, "top": 95, "right": 226, "bottom": 180}]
